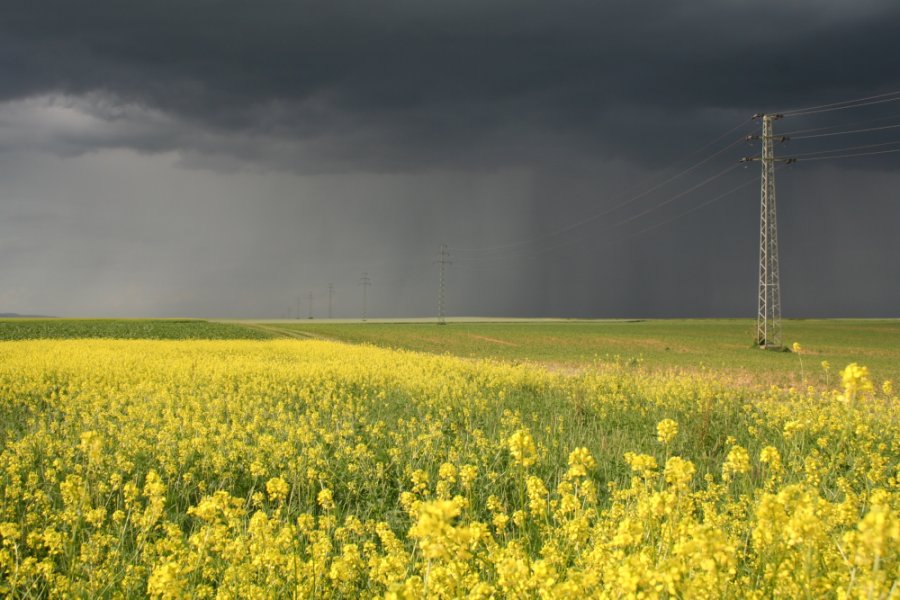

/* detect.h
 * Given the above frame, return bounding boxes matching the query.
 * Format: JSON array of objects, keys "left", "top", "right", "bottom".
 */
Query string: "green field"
[
  {"left": 3, "top": 317, "right": 897, "bottom": 385},
  {"left": 0, "top": 319, "right": 275, "bottom": 340},
  {"left": 260, "top": 318, "right": 900, "bottom": 385}
]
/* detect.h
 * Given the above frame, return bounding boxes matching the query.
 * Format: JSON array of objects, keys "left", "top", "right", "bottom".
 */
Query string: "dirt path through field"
[
  {"left": 468, "top": 334, "right": 519, "bottom": 346},
  {"left": 237, "top": 323, "right": 329, "bottom": 340}
]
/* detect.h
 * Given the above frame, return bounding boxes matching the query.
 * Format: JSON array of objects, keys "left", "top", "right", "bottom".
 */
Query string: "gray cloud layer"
[
  {"left": 1, "top": 0, "right": 899, "bottom": 317},
  {"left": 6, "top": 0, "right": 900, "bottom": 169}
]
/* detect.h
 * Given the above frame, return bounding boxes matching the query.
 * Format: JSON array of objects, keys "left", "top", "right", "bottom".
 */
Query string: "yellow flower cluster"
[
  {"left": 0, "top": 339, "right": 897, "bottom": 598},
  {"left": 722, "top": 445, "right": 751, "bottom": 482},
  {"left": 566, "top": 447, "right": 596, "bottom": 479},
  {"left": 507, "top": 429, "right": 538, "bottom": 468},
  {"left": 841, "top": 362, "right": 875, "bottom": 403},
  {"left": 656, "top": 418, "right": 678, "bottom": 445}
]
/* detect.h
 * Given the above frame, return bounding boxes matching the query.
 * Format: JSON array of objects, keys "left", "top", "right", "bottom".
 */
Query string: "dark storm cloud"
[
  {"left": 4, "top": 0, "right": 900, "bottom": 171},
  {"left": 2, "top": 0, "right": 900, "bottom": 319}
]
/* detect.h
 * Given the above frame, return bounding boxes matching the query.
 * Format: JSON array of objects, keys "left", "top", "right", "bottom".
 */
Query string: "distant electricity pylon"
[
  {"left": 308, "top": 291, "right": 313, "bottom": 319},
  {"left": 360, "top": 272, "right": 371, "bottom": 321},
  {"left": 296, "top": 296, "right": 301, "bottom": 320},
  {"left": 435, "top": 244, "right": 452, "bottom": 325},
  {"left": 742, "top": 114, "right": 795, "bottom": 349},
  {"left": 328, "top": 283, "right": 334, "bottom": 319}
]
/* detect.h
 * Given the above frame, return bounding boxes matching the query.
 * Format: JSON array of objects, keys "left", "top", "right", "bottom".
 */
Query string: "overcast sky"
[{"left": 2, "top": 0, "right": 899, "bottom": 318}]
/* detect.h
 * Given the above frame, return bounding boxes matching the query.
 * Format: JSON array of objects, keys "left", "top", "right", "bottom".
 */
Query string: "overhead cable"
[
  {"left": 789, "top": 122, "right": 900, "bottom": 140},
  {"left": 602, "top": 175, "right": 760, "bottom": 247},
  {"left": 777, "top": 113, "right": 900, "bottom": 137},
  {"left": 454, "top": 128, "right": 750, "bottom": 255},
  {"left": 780, "top": 89, "right": 900, "bottom": 117},
  {"left": 786, "top": 140, "right": 900, "bottom": 158},
  {"left": 798, "top": 147, "right": 900, "bottom": 162},
  {"left": 783, "top": 95, "right": 900, "bottom": 118},
  {"left": 455, "top": 162, "right": 741, "bottom": 264}
]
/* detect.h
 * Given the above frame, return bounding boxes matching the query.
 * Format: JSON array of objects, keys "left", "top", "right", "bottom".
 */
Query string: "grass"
[
  {"left": 0, "top": 319, "right": 276, "bottom": 340},
  {"left": 262, "top": 318, "right": 900, "bottom": 385}
]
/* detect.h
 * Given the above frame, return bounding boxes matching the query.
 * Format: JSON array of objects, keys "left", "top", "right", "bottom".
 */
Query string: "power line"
[
  {"left": 788, "top": 122, "right": 900, "bottom": 140},
  {"left": 582, "top": 163, "right": 742, "bottom": 238},
  {"left": 606, "top": 175, "right": 760, "bottom": 246},
  {"left": 740, "top": 108, "right": 900, "bottom": 346},
  {"left": 451, "top": 172, "right": 760, "bottom": 277},
  {"left": 434, "top": 244, "right": 451, "bottom": 325},
  {"left": 328, "top": 283, "right": 334, "bottom": 319},
  {"left": 780, "top": 89, "right": 900, "bottom": 117},
  {"left": 783, "top": 96, "right": 900, "bottom": 118},
  {"left": 787, "top": 140, "right": 900, "bottom": 158},
  {"left": 798, "top": 146, "right": 900, "bottom": 162},
  {"left": 455, "top": 162, "right": 742, "bottom": 265},
  {"left": 454, "top": 120, "right": 753, "bottom": 255},
  {"left": 372, "top": 260, "right": 433, "bottom": 288},
  {"left": 452, "top": 140, "right": 791, "bottom": 274},
  {"left": 301, "top": 92, "right": 900, "bottom": 318},
  {"left": 755, "top": 115, "right": 783, "bottom": 349},
  {"left": 777, "top": 113, "right": 900, "bottom": 137},
  {"left": 455, "top": 95, "right": 899, "bottom": 256},
  {"left": 360, "top": 272, "right": 372, "bottom": 321},
  {"left": 454, "top": 172, "right": 751, "bottom": 282}
]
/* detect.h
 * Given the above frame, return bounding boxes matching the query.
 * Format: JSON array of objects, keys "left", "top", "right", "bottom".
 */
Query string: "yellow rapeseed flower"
[
  {"left": 656, "top": 419, "right": 679, "bottom": 445},
  {"left": 664, "top": 456, "right": 696, "bottom": 488},
  {"left": 507, "top": 429, "right": 538, "bottom": 468},
  {"left": 317, "top": 488, "right": 335, "bottom": 511},
  {"left": 759, "top": 446, "right": 782, "bottom": 473},
  {"left": 0, "top": 339, "right": 895, "bottom": 598},
  {"left": 624, "top": 452, "right": 658, "bottom": 476},
  {"left": 722, "top": 445, "right": 751, "bottom": 482},
  {"left": 265, "top": 477, "right": 290, "bottom": 503},
  {"left": 566, "top": 447, "right": 596, "bottom": 479},
  {"left": 840, "top": 362, "right": 874, "bottom": 402}
]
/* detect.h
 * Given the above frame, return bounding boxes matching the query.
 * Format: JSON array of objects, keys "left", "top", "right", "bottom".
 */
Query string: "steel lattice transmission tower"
[
  {"left": 435, "top": 244, "right": 451, "bottom": 325},
  {"left": 328, "top": 283, "right": 334, "bottom": 319},
  {"left": 743, "top": 114, "right": 793, "bottom": 349},
  {"left": 360, "top": 272, "right": 371, "bottom": 321}
]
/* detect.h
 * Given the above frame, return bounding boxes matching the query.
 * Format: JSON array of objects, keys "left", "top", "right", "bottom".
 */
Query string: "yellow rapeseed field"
[{"left": 0, "top": 339, "right": 897, "bottom": 598}]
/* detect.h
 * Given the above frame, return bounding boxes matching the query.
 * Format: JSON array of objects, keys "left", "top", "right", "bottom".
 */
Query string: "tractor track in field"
[{"left": 235, "top": 322, "right": 333, "bottom": 341}]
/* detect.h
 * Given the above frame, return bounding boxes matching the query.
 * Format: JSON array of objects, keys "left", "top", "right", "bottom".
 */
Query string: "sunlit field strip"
[{"left": 271, "top": 318, "right": 900, "bottom": 385}]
